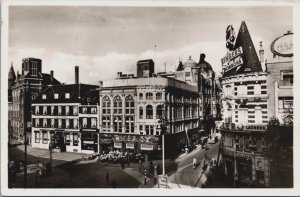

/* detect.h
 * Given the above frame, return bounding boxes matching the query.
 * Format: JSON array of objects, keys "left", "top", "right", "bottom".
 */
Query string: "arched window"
[
  {"left": 125, "top": 95, "right": 134, "bottom": 114},
  {"left": 139, "top": 107, "right": 143, "bottom": 119},
  {"left": 156, "top": 105, "right": 163, "bottom": 119},
  {"left": 146, "top": 105, "right": 153, "bottom": 119},
  {"left": 156, "top": 93, "right": 162, "bottom": 100},
  {"left": 146, "top": 93, "right": 153, "bottom": 100},
  {"left": 139, "top": 93, "right": 143, "bottom": 100},
  {"left": 113, "top": 95, "right": 122, "bottom": 114}
]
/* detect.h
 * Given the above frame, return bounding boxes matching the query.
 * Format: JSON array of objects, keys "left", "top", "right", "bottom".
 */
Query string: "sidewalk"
[{"left": 17, "top": 145, "right": 85, "bottom": 162}]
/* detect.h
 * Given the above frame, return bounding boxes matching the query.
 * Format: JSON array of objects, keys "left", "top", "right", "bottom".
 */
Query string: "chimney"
[
  {"left": 50, "top": 70, "right": 54, "bottom": 83},
  {"left": 75, "top": 66, "right": 79, "bottom": 84}
]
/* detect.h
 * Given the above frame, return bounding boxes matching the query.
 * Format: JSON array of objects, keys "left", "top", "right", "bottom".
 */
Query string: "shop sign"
[
  {"left": 124, "top": 135, "right": 136, "bottom": 142},
  {"left": 83, "top": 140, "right": 94, "bottom": 144},
  {"left": 221, "top": 47, "right": 243, "bottom": 65},
  {"left": 271, "top": 32, "right": 293, "bottom": 57},
  {"left": 222, "top": 52, "right": 243, "bottom": 73},
  {"left": 138, "top": 135, "right": 159, "bottom": 143},
  {"left": 141, "top": 144, "right": 154, "bottom": 150},
  {"left": 114, "top": 142, "right": 122, "bottom": 148},
  {"left": 126, "top": 143, "right": 135, "bottom": 149},
  {"left": 158, "top": 175, "right": 168, "bottom": 188}
]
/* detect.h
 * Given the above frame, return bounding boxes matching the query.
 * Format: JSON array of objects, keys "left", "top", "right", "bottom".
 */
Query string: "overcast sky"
[{"left": 9, "top": 6, "right": 292, "bottom": 84}]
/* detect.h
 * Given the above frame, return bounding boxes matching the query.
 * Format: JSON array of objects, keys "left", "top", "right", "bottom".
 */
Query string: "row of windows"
[
  {"left": 34, "top": 131, "right": 79, "bottom": 146},
  {"left": 102, "top": 116, "right": 134, "bottom": 133},
  {"left": 33, "top": 118, "right": 97, "bottom": 129},
  {"left": 34, "top": 106, "right": 97, "bottom": 116},
  {"left": 139, "top": 92, "right": 162, "bottom": 100}
]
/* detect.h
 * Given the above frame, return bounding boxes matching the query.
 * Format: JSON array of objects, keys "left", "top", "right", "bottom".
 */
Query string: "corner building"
[{"left": 219, "top": 21, "right": 271, "bottom": 187}]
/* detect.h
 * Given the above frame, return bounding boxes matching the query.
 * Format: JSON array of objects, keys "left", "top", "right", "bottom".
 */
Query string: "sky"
[{"left": 9, "top": 5, "right": 293, "bottom": 85}]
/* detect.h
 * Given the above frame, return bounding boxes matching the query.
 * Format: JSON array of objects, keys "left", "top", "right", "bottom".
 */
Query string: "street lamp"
[{"left": 158, "top": 104, "right": 168, "bottom": 176}]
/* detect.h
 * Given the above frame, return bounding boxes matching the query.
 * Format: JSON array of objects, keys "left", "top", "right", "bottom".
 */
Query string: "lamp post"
[{"left": 158, "top": 104, "right": 168, "bottom": 176}]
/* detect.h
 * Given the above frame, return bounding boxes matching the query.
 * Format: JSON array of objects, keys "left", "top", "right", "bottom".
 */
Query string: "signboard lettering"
[
  {"left": 141, "top": 144, "right": 154, "bottom": 150},
  {"left": 271, "top": 32, "right": 293, "bottom": 57},
  {"left": 114, "top": 142, "right": 122, "bottom": 148},
  {"left": 223, "top": 56, "right": 243, "bottom": 72},
  {"left": 126, "top": 143, "right": 134, "bottom": 149}
]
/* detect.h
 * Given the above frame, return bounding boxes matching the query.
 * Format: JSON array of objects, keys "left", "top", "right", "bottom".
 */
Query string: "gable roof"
[{"left": 223, "top": 21, "right": 262, "bottom": 77}]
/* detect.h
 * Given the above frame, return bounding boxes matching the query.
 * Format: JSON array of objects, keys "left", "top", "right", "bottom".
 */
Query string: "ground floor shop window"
[
  {"left": 42, "top": 132, "right": 48, "bottom": 144},
  {"left": 82, "top": 133, "right": 97, "bottom": 151},
  {"left": 35, "top": 131, "right": 40, "bottom": 143},
  {"left": 65, "top": 133, "right": 70, "bottom": 145},
  {"left": 73, "top": 134, "right": 78, "bottom": 146}
]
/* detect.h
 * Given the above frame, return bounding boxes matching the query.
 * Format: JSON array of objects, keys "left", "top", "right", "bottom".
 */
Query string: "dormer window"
[
  {"left": 42, "top": 94, "right": 46, "bottom": 99},
  {"left": 65, "top": 93, "right": 70, "bottom": 99},
  {"left": 54, "top": 94, "right": 59, "bottom": 99}
]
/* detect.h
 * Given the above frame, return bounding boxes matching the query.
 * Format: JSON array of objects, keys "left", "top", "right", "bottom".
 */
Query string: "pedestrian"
[
  {"left": 139, "top": 159, "right": 142, "bottom": 170},
  {"left": 106, "top": 172, "right": 110, "bottom": 185},
  {"left": 149, "top": 161, "right": 153, "bottom": 173},
  {"left": 111, "top": 179, "right": 118, "bottom": 188},
  {"left": 127, "top": 156, "right": 130, "bottom": 167},
  {"left": 157, "top": 164, "right": 161, "bottom": 174}
]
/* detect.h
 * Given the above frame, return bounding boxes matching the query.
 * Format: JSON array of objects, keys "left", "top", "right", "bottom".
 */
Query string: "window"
[
  {"left": 248, "top": 111, "right": 255, "bottom": 114},
  {"left": 247, "top": 86, "right": 254, "bottom": 90},
  {"left": 102, "top": 96, "right": 111, "bottom": 115},
  {"left": 58, "top": 106, "right": 62, "bottom": 115},
  {"left": 146, "top": 105, "right": 153, "bottom": 119},
  {"left": 51, "top": 106, "right": 55, "bottom": 115},
  {"left": 125, "top": 116, "right": 134, "bottom": 133},
  {"left": 82, "top": 107, "right": 87, "bottom": 114},
  {"left": 73, "top": 106, "right": 78, "bottom": 115},
  {"left": 261, "top": 85, "right": 267, "bottom": 89},
  {"left": 42, "top": 132, "right": 48, "bottom": 144},
  {"left": 74, "top": 119, "right": 78, "bottom": 129},
  {"left": 91, "top": 118, "right": 97, "bottom": 128},
  {"left": 262, "top": 116, "right": 268, "bottom": 119},
  {"left": 58, "top": 119, "right": 62, "bottom": 128},
  {"left": 235, "top": 115, "right": 238, "bottom": 118},
  {"left": 102, "top": 116, "right": 111, "bottom": 131},
  {"left": 156, "top": 105, "right": 163, "bottom": 119},
  {"left": 234, "top": 87, "right": 237, "bottom": 91},
  {"left": 42, "top": 94, "right": 46, "bottom": 99},
  {"left": 125, "top": 95, "right": 134, "bottom": 114},
  {"left": 43, "top": 106, "right": 47, "bottom": 115},
  {"left": 248, "top": 120, "right": 255, "bottom": 123},
  {"left": 139, "top": 107, "right": 143, "bottom": 119},
  {"left": 146, "top": 93, "right": 153, "bottom": 100},
  {"left": 248, "top": 115, "right": 255, "bottom": 118},
  {"left": 51, "top": 119, "right": 55, "bottom": 128},
  {"left": 262, "top": 111, "right": 268, "bottom": 114},
  {"left": 83, "top": 118, "right": 87, "bottom": 128},
  {"left": 113, "top": 96, "right": 122, "bottom": 114},
  {"left": 278, "top": 97, "right": 293, "bottom": 109},
  {"left": 281, "top": 70, "right": 293, "bottom": 86},
  {"left": 185, "top": 72, "right": 191, "bottom": 77},
  {"left": 156, "top": 93, "right": 162, "bottom": 100},
  {"left": 73, "top": 134, "right": 78, "bottom": 146},
  {"left": 139, "top": 93, "right": 143, "bottom": 100},
  {"left": 65, "top": 106, "right": 69, "bottom": 115},
  {"left": 31, "top": 62, "right": 38, "bottom": 76},
  {"left": 35, "top": 131, "right": 40, "bottom": 143},
  {"left": 54, "top": 94, "right": 59, "bottom": 99},
  {"left": 145, "top": 125, "right": 154, "bottom": 135},
  {"left": 43, "top": 119, "right": 48, "bottom": 127},
  {"left": 247, "top": 91, "right": 254, "bottom": 95},
  {"left": 35, "top": 106, "right": 40, "bottom": 115},
  {"left": 91, "top": 107, "right": 97, "bottom": 114},
  {"left": 114, "top": 116, "right": 122, "bottom": 132},
  {"left": 66, "top": 119, "right": 70, "bottom": 128},
  {"left": 261, "top": 91, "right": 267, "bottom": 94},
  {"left": 35, "top": 118, "right": 40, "bottom": 127},
  {"left": 139, "top": 125, "right": 144, "bottom": 133},
  {"left": 65, "top": 93, "right": 70, "bottom": 99},
  {"left": 65, "top": 133, "right": 70, "bottom": 145}
]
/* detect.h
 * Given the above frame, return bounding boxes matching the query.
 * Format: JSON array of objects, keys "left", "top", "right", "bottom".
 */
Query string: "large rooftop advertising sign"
[
  {"left": 271, "top": 31, "right": 293, "bottom": 57},
  {"left": 221, "top": 25, "right": 244, "bottom": 73}
]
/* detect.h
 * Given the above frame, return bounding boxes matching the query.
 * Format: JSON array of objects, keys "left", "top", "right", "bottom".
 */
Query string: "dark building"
[
  {"left": 10, "top": 57, "right": 60, "bottom": 143},
  {"left": 31, "top": 66, "right": 99, "bottom": 154},
  {"left": 137, "top": 59, "right": 155, "bottom": 78}
]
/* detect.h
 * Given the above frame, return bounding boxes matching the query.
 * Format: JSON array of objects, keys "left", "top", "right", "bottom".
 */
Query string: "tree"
[{"left": 283, "top": 103, "right": 293, "bottom": 126}]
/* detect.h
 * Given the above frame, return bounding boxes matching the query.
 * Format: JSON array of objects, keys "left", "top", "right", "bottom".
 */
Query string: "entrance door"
[{"left": 256, "top": 170, "right": 265, "bottom": 187}]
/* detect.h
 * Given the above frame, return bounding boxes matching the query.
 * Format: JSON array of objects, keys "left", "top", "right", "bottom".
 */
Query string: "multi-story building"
[
  {"left": 10, "top": 58, "right": 60, "bottom": 143},
  {"left": 31, "top": 67, "right": 99, "bottom": 154},
  {"left": 219, "top": 21, "right": 271, "bottom": 187},
  {"left": 99, "top": 54, "right": 221, "bottom": 159},
  {"left": 8, "top": 64, "right": 16, "bottom": 140}
]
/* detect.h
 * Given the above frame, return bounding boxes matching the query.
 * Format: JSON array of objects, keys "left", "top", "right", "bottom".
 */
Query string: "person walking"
[{"left": 111, "top": 179, "right": 118, "bottom": 188}]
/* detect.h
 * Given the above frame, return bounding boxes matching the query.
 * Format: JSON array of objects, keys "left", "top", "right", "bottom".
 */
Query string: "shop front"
[
  {"left": 99, "top": 134, "right": 113, "bottom": 153},
  {"left": 81, "top": 132, "right": 98, "bottom": 154}
]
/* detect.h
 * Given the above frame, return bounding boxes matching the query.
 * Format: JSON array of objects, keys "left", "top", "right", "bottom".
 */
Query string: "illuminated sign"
[
  {"left": 114, "top": 142, "right": 122, "bottom": 148},
  {"left": 221, "top": 47, "right": 243, "bottom": 65},
  {"left": 222, "top": 48, "right": 244, "bottom": 73},
  {"left": 141, "top": 144, "right": 154, "bottom": 150},
  {"left": 126, "top": 143, "right": 135, "bottom": 149},
  {"left": 271, "top": 32, "right": 293, "bottom": 57}
]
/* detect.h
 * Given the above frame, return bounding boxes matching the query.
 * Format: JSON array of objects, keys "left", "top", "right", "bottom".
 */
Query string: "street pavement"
[{"left": 167, "top": 141, "right": 220, "bottom": 188}]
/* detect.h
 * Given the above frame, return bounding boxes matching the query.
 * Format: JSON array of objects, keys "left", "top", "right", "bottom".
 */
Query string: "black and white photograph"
[{"left": 1, "top": 0, "right": 299, "bottom": 196}]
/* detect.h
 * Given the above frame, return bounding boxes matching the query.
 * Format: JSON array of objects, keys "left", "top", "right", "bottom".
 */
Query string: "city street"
[{"left": 167, "top": 141, "right": 220, "bottom": 188}]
